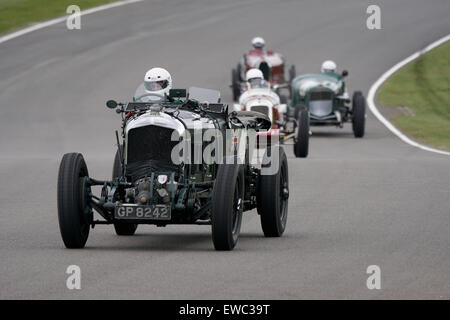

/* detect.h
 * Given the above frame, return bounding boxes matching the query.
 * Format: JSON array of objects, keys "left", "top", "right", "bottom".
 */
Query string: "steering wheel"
[{"left": 134, "top": 92, "right": 166, "bottom": 102}]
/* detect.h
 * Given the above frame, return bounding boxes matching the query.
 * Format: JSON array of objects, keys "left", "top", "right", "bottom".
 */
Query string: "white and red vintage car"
[
  {"left": 233, "top": 80, "right": 309, "bottom": 157},
  {"left": 231, "top": 48, "right": 296, "bottom": 102}
]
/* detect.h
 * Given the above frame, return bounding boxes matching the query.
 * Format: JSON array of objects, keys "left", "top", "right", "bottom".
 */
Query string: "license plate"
[{"left": 115, "top": 204, "right": 171, "bottom": 220}]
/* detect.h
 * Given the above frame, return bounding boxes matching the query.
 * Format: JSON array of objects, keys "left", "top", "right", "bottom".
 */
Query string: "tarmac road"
[{"left": 0, "top": 0, "right": 449, "bottom": 299}]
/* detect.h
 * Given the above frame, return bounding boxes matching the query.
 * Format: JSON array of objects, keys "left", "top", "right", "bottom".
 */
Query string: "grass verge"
[
  {"left": 377, "top": 40, "right": 450, "bottom": 151},
  {"left": 0, "top": 0, "right": 121, "bottom": 35}
]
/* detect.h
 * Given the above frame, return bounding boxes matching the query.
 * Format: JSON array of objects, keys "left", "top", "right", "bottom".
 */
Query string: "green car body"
[
  {"left": 287, "top": 71, "right": 366, "bottom": 138},
  {"left": 289, "top": 72, "right": 349, "bottom": 125}
]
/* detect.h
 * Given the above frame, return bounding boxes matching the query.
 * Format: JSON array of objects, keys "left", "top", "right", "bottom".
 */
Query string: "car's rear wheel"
[
  {"left": 258, "top": 146, "right": 289, "bottom": 237},
  {"left": 231, "top": 68, "right": 241, "bottom": 101},
  {"left": 352, "top": 91, "right": 366, "bottom": 138},
  {"left": 57, "top": 153, "right": 91, "bottom": 248},
  {"left": 211, "top": 159, "right": 244, "bottom": 250},
  {"left": 294, "top": 109, "right": 309, "bottom": 158},
  {"left": 112, "top": 146, "right": 137, "bottom": 236}
]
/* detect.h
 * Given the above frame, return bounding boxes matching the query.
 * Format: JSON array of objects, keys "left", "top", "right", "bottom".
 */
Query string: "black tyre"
[
  {"left": 57, "top": 153, "right": 91, "bottom": 248},
  {"left": 294, "top": 109, "right": 309, "bottom": 158},
  {"left": 231, "top": 69, "right": 241, "bottom": 101},
  {"left": 112, "top": 146, "right": 137, "bottom": 236},
  {"left": 257, "top": 146, "right": 289, "bottom": 237},
  {"left": 352, "top": 91, "right": 366, "bottom": 138},
  {"left": 211, "top": 159, "right": 244, "bottom": 250}
]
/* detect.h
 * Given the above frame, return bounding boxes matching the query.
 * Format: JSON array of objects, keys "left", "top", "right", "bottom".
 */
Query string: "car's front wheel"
[
  {"left": 57, "top": 153, "right": 91, "bottom": 248},
  {"left": 258, "top": 146, "right": 289, "bottom": 237},
  {"left": 352, "top": 91, "right": 366, "bottom": 138},
  {"left": 294, "top": 109, "right": 309, "bottom": 158},
  {"left": 211, "top": 159, "right": 244, "bottom": 250}
]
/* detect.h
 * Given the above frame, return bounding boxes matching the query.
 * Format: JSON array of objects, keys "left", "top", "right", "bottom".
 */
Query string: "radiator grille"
[
  {"left": 310, "top": 91, "right": 333, "bottom": 101},
  {"left": 127, "top": 126, "right": 177, "bottom": 163},
  {"left": 126, "top": 125, "right": 179, "bottom": 181},
  {"left": 309, "top": 100, "right": 333, "bottom": 117},
  {"left": 309, "top": 91, "right": 333, "bottom": 117}
]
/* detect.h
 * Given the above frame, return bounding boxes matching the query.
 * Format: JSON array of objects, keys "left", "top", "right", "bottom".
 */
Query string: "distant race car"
[
  {"left": 57, "top": 87, "right": 289, "bottom": 251},
  {"left": 233, "top": 80, "right": 309, "bottom": 158},
  {"left": 231, "top": 48, "right": 296, "bottom": 102},
  {"left": 288, "top": 70, "right": 366, "bottom": 138}
]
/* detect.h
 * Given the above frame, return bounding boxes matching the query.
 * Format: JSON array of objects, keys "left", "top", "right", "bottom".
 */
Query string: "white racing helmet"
[
  {"left": 143, "top": 67, "right": 172, "bottom": 99},
  {"left": 321, "top": 60, "right": 337, "bottom": 73},
  {"left": 246, "top": 68, "right": 264, "bottom": 81},
  {"left": 251, "top": 37, "right": 265, "bottom": 49}
]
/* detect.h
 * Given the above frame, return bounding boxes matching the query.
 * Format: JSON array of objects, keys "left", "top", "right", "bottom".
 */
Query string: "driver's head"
[
  {"left": 321, "top": 60, "right": 337, "bottom": 73},
  {"left": 143, "top": 67, "right": 172, "bottom": 98},
  {"left": 251, "top": 37, "right": 265, "bottom": 49},
  {"left": 246, "top": 68, "right": 265, "bottom": 87}
]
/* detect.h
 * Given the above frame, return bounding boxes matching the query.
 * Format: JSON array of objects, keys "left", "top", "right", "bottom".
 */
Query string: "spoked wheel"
[
  {"left": 211, "top": 159, "right": 244, "bottom": 250},
  {"left": 258, "top": 146, "right": 289, "bottom": 237},
  {"left": 294, "top": 109, "right": 309, "bottom": 158},
  {"left": 57, "top": 153, "right": 92, "bottom": 248},
  {"left": 352, "top": 91, "right": 366, "bottom": 138},
  {"left": 112, "top": 146, "right": 137, "bottom": 236}
]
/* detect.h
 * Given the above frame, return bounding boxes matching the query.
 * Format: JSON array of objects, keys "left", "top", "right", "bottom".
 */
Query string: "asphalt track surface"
[{"left": 0, "top": 0, "right": 449, "bottom": 299}]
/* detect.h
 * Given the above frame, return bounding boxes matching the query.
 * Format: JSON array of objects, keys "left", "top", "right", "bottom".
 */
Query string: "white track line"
[
  {"left": 367, "top": 34, "right": 450, "bottom": 156},
  {"left": 0, "top": 0, "right": 144, "bottom": 44}
]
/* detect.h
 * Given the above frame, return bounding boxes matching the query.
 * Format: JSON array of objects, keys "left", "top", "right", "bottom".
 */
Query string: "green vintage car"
[{"left": 288, "top": 71, "right": 365, "bottom": 139}]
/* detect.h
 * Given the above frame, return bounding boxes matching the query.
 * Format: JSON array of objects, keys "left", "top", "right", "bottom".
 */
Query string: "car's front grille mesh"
[
  {"left": 309, "top": 100, "right": 333, "bottom": 117},
  {"left": 310, "top": 91, "right": 333, "bottom": 101},
  {"left": 126, "top": 125, "right": 179, "bottom": 181},
  {"left": 309, "top": 91, "right": 333, "bottom": 117},
  {"left": 127, "top": 125, "right": 177, "bottom": 163}
]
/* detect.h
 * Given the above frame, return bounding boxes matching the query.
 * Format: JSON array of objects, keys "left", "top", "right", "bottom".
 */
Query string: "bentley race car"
[
  {"left": 233, "top": 79, "right": 309, "bottom": 157},
  {"left": 231, "top": 48, "right": 296, "bottom": 102},
  {"left": 57, "top": 88, "right": 289, "bottom": 251},
  {"left": 288, "top": 70, "right": 366, "bottom": 137}
]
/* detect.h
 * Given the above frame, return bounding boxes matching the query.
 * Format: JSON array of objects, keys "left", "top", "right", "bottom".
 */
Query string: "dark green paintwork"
[{"left": 289, "top": 72, "right": 346, "bottom": 117}]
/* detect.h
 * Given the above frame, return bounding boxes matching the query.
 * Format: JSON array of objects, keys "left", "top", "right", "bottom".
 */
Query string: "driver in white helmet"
[
  {"left": 135, "top": 67, "right": 172, "bottom": 102},
  {"left": 245, "top": 68, "right": 268, "bottom": 89},
  {"left": 251, "top": 37, "right": 265, "bottom": 50},
  {"left": 321, "top": 60, "right": 347, "bottom": 96},
  {"left": 321, "top": 60, "right": 344, "bottom": 81},
  {"left": 321, "top": 60, "right": 337, "bottom": 74}
]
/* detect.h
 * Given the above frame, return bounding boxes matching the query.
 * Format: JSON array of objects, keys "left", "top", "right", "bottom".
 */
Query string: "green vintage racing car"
[
  {"left": 57, "top": 88, "right": 289, "bottom": 251},
  {"left": 288, "top": 70, "right": 366, "bottom": 138}
]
